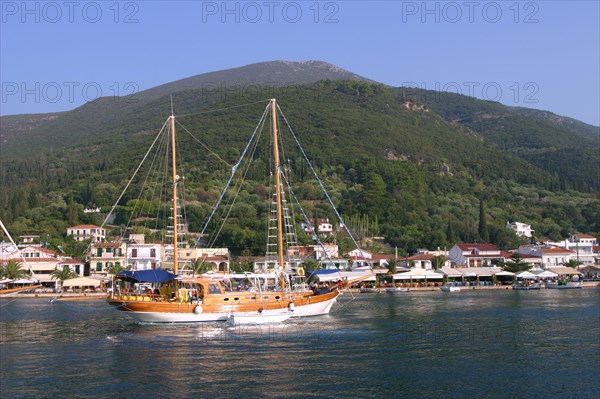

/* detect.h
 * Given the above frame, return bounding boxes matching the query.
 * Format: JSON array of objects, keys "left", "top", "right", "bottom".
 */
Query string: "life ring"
[
  {"left": 194, "top": 305, "right": 203, "bottom": 314},
  {"left": 297, "top": 267, "right": 305, "bottom": 277}
]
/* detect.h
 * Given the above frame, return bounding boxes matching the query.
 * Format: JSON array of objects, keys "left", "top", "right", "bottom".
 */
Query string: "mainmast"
[
  {"left": 169, "top": 114, "right": 179, "bottom": 275},
  {"left": 271, "top": 99, "right": 286, "bottom": 285}
]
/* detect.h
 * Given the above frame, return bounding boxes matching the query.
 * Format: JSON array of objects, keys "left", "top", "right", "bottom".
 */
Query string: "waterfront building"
[
  {"left": 89, "top": 241, "right": 127, "bottom": 276},
  {"left": 448, "top": 244, "right": 505, "bottom": 267}
]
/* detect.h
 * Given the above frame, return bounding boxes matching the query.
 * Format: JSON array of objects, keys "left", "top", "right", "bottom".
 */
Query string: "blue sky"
[{"left": 1, "top": 1, "right": 599, "bottom": 126}]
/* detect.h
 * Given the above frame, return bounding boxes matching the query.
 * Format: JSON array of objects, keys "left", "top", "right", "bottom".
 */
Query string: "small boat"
[
  {"left": 385, "top": 287, "right": 409, "bottom": 293},
  {"left": 544, "top": 281, "right": 582, "bottom": 289},
  {"left": 440, "top": 282, "right": 461, "bottom": 292},
  {"left": 512, "top": 281, "right": 542, "bottom": 290}
]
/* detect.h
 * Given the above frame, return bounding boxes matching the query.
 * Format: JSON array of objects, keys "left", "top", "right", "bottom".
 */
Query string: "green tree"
[
  {"left": 386, "top": 259, "right": 398, "bottom": 274},
  {"left": 500, "top": 253, "right": 531, "bottom": 273},
  {"left": 51, "top": 266, "right": 78, "bottom": 291},
  {"left": 190, "top": 258, "right": 211, "bottom": 276},
  {"left": 0, "top": 260, "right": 30, "bottom": 280},
  {"left": 478, "top": 198, "right": 489, "bottom": 242},
  {"left": 563, "top": 259, "right": 582, "bottom": 269},
  {"left": 431, "top": 255, "right": 446, "bottom": 270},
  {"left": 106, "top": 263, "right": 128, "bottom": 275}
]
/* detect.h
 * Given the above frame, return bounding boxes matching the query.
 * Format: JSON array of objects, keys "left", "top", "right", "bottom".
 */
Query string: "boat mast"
[
  {"left": 170, "top": 114, "right": 179, "bottom": 276},
  {"left": 271, "top": 99, "right": 286, "bottom": 285}
]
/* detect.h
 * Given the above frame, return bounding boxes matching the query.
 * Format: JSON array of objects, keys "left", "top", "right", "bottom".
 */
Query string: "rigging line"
[
  {"left": 175, "top": 120, "right": 231, "bottom": 168},
  {"left": 174, "top": 99, "right": 270, "bottom": 118},
  {"left": 0, "top": 219, "right": 36, "bottom": 279},
  {"left": 194, "top": 102, "right": 271, "bottom": 247},
  {"left": 276, "top": 104, "right": 365, "bottom": 258},
  {"left": 124, "top": 126, "right": 170, "bottom": 239},
  {"left": 99, "top": 117, "right": 170, "bottom": 232},
  {"left": 207, "top": 116, "right": 266, "bottom": 249},
  {"left": 279, "top": 172, "right": 338, "bottom": 278}
]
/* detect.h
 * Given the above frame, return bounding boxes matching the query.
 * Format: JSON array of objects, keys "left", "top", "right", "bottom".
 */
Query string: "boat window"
[
  {"left": 223, "top": 298, "right": 229, "bottom": 301},
  {"left": 209, "top": 283, "right": 220, "bottom": 294},
  {"left": 234, "top": 297, "right": 239, "bottom": 301},
  {"left": 275, "top": 296, "right": 280, "bottom": 300}
]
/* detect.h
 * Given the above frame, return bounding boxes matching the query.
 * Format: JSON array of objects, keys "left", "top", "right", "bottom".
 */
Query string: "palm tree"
[
  {"left": 51, "top": 266, "right": 78, "bottom": 292},
  {"left": 106, "top": 263, "right": 128, "bottom": 276},
  {"left": 431, "top": 255, "right": 446, "bottom": 270},
  {"left": 563, "top": 259, "right": 583, "bottom": 269},
  {"left": 0, "top": 260, "right": 30, "bottom": 280},
  {"left": 386, "top": 259, "right": 398, "bottom": 274},
  {"left": 190, "top": 258, "right": 210, "bottom": 276}
]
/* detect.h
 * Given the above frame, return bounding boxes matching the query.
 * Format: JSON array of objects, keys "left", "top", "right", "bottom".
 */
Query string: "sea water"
[{"left": 1, "top": 289, "right": 599, "bottom": 398}]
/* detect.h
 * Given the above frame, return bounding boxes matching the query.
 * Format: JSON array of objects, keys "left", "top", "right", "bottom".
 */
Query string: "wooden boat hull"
[
  {"left": 107, "top": 290, "right": 339, "bottom": 323},
  {"left": 0, "top": 284, "right": 43, "bottom": 297}
]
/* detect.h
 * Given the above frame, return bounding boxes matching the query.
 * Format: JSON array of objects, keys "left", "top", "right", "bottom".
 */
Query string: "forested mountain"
[{"left": 0, "top": 62, "right": 598, "bottom": 256}]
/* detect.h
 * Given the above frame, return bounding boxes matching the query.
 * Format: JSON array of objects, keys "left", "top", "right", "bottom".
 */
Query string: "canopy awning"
[
  {"left": 117, "top": 269, "right": 176, "bottom": 283},
  {"left": 0, "top": 278, "right": 13, "bottom": 284},
  {"left": 535, "top": 270, "right": 558, "bottom": 278},
  {"left": 494, "top": 271, "right": 515, "bottom": 276},
  {"left": 13, "top": 278, "right": 38, "bottom": 284},
  {"left": 546, "top": 267, "right": 582, "bottom": 275},
  {"left": 62, "top": 277, "right": 102, "bottom": 287},
  {"left": 517, "top": 271, "right": 537, "bottom": 279},
  {"left": 392, "top": 269, "right": 443, "bottom": 280},
  {"left": 437, "top": 267, "right": 462, "bottom": 277}
]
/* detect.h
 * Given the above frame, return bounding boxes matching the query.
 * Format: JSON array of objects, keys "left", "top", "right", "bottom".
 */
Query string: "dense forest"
[{"left": 1, "top": 80, "right": 598, "bottom": 257}]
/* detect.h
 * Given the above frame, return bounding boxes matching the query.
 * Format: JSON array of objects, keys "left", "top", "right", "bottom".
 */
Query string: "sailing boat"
[{"left": 107, "top": 99, "right": 366, "bottom": 323}]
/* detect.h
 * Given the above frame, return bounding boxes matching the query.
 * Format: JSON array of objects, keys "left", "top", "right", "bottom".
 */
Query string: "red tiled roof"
[
  {"left": 372, "top": 254, "right": 396, "bottom": 260},
  {"left": 541, "top": 247, "right": 574, "bottom": 254},
  {"left": 576, "top": 234, "right": 596, "bottom": 239},
  {"left": 457, "top": 243, "right": 499, "bottom": 251},
  {"left": 593, "top": 246, "right": 600, "bottom": 252}
]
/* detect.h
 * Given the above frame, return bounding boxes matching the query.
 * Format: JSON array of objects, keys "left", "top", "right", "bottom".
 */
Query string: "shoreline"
[{"left": 2, "top": 282, "right": 598, "bottom": 299}]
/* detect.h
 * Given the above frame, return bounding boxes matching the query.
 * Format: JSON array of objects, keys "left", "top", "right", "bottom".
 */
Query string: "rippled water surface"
[{"left": 1, "top": 289, "right": 599, "bottom": 398}]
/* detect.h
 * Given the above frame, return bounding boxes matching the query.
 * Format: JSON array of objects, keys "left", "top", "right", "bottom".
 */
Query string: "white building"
[
  {"left": 448, "top": 244, "right": 505, "bottom": 267},
  {"left": 517, "top": 245, "right": 573, "bottom": 267},
  {"left": 126, "top": 234, "right": 164, "bottom": 271},
  {"left": 66, "top": 224, "right": 106, "bottom": 242},
  {"left": 506, "top": 221, "right": 534, "bottom": 238},
  {"left": 545, "top": 234, "right": 597, "bottom": 265}
]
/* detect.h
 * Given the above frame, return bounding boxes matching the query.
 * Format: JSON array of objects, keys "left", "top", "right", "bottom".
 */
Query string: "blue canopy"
[{"left": 116, "top": 269, "right": 176, "bottom": 283}]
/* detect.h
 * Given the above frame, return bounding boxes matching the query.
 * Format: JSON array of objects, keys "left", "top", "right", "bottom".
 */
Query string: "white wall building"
[
  {"left": 545, "top": 234, "right": 597, "bottom": 265},
  {"left": 506, "top": 221, "right": 534, "bottom": 238},
  {"left": 66, "top": 225, "right": 106, "bottom": 242}
]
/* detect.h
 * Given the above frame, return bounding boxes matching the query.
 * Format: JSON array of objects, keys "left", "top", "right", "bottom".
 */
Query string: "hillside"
[
  {"left": 0, "top": 61, "right": 598, "bottom": 255},
  {"left": 0, "top": 60, "right": 373, "bottom": 157},
  {"left": 396, "top": 88, "right": 600, "bottom": 191}
]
